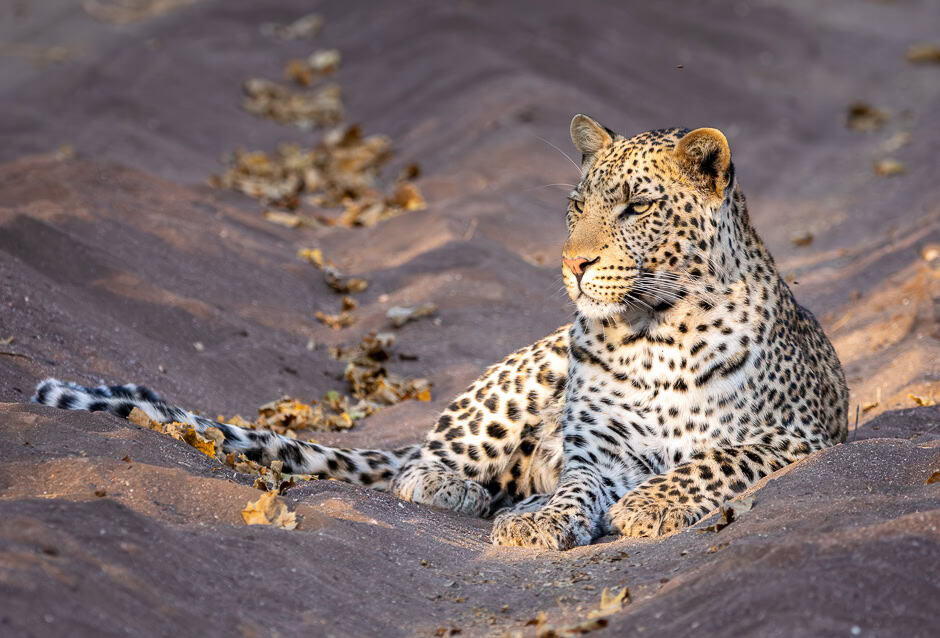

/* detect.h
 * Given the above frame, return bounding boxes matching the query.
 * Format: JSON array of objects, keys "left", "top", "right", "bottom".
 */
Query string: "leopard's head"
[{"left": 561, "top": 115, "right": 737, "bottom": 319}]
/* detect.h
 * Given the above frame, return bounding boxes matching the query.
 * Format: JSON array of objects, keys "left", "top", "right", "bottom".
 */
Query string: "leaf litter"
[
  {"left": 299, "top": 248, "right": 369, "bottom": 294},
  {"left": 284, "top": 49, "right": 341, "bottom": 87},
  {"left": 242, "top": 78, "right": 344, "bottom": 129},
  {"left": 873, "top": 158, "right": 906, "bottom": 177},
  {"left": 212, "top": 128, "right": 425, "bottom": 226},
  {"left": 315, "top": 295, "right": 358, "bottom": 330},
  {"left": 698, "top": 496, "right": 755, "bottom": 533},
  {"left": 387, "top": 303, "right": 438, "bottom": 327},
  {"left": 212, "top": 13, "right": 426, "bottom": 228},
  {"left": 846, "top": 102, "right": 889, "bottom": 131},
  {"left": 241, "top": 490, "right": 297, "bottom": 530},
  {"left": 905, "top": 43, "right": 940, "bottom": 64},
  {"left": 521, "top": 586, "right": 629, "bottom": 637},
  {"left": 214, "top": 332, "right": 430, "bottom": 439},
  {"left": 329, "top": 331, "right": 432, "bottom": 405}
]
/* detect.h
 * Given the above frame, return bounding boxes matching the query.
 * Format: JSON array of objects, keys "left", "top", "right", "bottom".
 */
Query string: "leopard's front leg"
[
  {"left": 490, "top": 466, "right": 609, "bottom": 549},
  {"left": 607, "top": 442, "right": 810, "bottom": 538},
  {"left": 490, "top": 372, "right": 630, "bottom": 549}
]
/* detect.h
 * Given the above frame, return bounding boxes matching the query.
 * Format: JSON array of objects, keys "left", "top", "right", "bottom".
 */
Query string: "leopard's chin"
[{"left": 574, "top": 295, "right": 632, "bottom": 320}]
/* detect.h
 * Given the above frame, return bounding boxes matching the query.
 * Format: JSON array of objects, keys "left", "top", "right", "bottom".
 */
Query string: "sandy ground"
[{"left": 0, "top": 0, "right": 938, "bottom": 636}]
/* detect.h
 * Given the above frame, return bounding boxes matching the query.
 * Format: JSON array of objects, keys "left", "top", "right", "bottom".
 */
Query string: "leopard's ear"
[
  {"left": 570, "top": 114, "right": 613, "bottom": 162},
  {"left": 675, "top": 128, "right": 733, "bottom": 197}
]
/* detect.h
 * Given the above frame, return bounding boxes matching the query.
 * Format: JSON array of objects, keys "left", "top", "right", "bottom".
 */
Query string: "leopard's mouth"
[{"left": 574, "top": 291, "right": 638, "bottom": 319}]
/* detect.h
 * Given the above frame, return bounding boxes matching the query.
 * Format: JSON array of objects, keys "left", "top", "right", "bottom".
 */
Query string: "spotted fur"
[{"left": 32, "top": 115, "right": 847, "bottom": 550}]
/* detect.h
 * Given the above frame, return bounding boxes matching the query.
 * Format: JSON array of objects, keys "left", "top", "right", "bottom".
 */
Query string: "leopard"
[{"left": 32, "top": 114, "right": 848, "bottom": 550}]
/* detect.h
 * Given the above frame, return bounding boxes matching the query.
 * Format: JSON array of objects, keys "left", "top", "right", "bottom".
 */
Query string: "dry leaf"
[
  {"left": 873, "top": 159, "right": 906, "bottom": 176},
  {"left": 284, "top": 59, "right": 315, "bottom": 86},
  {"left": 861, "top": 401, "right": 879, "bottom": 413},
  {"left": 0, "top": 336, "right": 14, "bottom": 345},
  {"left": 906, "top": 43, "right": 940, "bottom": 64},
  {"left": 698, "top": 496, "right": 754, "bottom": 533},
  {"left": 880, "top": 131, "right": 911, "bottom": 154},
  {"left": 128, "top": 407, "right": 159, "bottom": 430},
  {"left": 846, "top": 102, "right": 888, "bottom": 131},
  {"left": 315, "top": 308, "right": 357, "bottom": 330},
  {"left": 539, "top": 618, "right": 609, "bottom": 636},
  {"left": 283, "top": 50, "right": 340, "bottom": 87},
  {"left": 525, "top": 612, "right": 548, "bottom": 627},
  {"left": 790, "top": 231, "right": 813, "bottom": 247},
  {"left": 587, "top": 586, "right": 630, "bottom": 619},
  {"left": 298, "top": 248, "right": 369, "bottom": 293},
  {"left": 908, "top": 393, "right": 936, "bottom": 407},
  {"left": 298, "top": 247, "right": 325, "bottom": 267},
  {"left": 388, "top": 181, "right": 427, "bottom": 211},
  {"left": 387, "top": 303, "right": 438, "bottom": 327},
  {"left": 241, "top": 491, "right": 297, "bottom": 529},
  {"left": 242, "top": 78, "right": 343, "bottom": 129},
  {"left": 309, "top": 49, "right": 340, "bottom": 73},
  {"left": 926, "top": 470, "right": 940, "bottom": 485},
  {"left": 325, "top": 267, "right": 368, "bottom": 294},
  {"left": 182, "top": 427, "right": 217, "bottom": 458},
  {"left": 263, "top": 210, "right": 304, "bottom": 228},
  {"left": 213, "top": 125, "right": 423, "bottom": 229}
]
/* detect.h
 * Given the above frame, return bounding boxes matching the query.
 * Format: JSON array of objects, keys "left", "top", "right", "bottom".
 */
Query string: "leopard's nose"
[{"left": 563, "top": 256, "right": 597, "bottom": 282}]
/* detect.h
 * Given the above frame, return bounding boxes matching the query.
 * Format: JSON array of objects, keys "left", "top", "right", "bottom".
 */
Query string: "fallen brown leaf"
[
  {"left": 128, "top": 407, "right": 159, "bottom": 430},
  {"left": 182, "top": 427, "right": 217, "bottom": 458},
  {"left": 906, "top": 43, "right": 940, "bottom": 64},
  {"left": 790, "top": 231, "right": 813, "bottom": 247},
  {"left": 315, "top": 308, "right": 357, "bottom": 330},
  {"left": 846, "top": 102, "right": 889, "bottom": 131},
  {"left": 698, "top": 496, "right": 754, "bottom": 533},
  {"left": 387, "top": 303, "right": 438, "bottom": 327},
  {"left": 242, "top": 78, "right": 343, "bottom": 129},
  {"left": 262, "top": 210, "right": 305, "bottom": 228},
  {"left": 587, "top": 586, "right": 630, "bottom": 619},
  {"left": 908, "top": 393, "right": 936, "bottom": 407},
  {"left": 241, "top": 491, "right": 297, "bottom": 529},
  {"left": 873, "top": 158, "right": 906, "bottom": 176}
]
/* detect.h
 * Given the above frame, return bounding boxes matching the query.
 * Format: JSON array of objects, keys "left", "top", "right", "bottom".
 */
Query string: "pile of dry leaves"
[
  {"left": 127, "top": 406, "right": 307, "bottom": 528},
  {"left": 211, "top": 13, "right": 426, "bottom": 227},
  {"left": 330, "top": 331, "right": 432, "bottom": 405},
  {"left": 211, "top": 127, "right": 425, "bottom": 226},
  {"left": 216, "top": 331, "right": 430, "bottom": 438}
]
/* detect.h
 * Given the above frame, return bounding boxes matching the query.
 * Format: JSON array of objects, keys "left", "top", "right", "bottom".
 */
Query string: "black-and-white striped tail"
[{"left": 31, "top": 378, "right": 418, "bottom": 489}]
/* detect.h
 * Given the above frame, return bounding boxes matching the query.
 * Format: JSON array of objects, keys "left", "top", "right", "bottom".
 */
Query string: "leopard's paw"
[
  {"left": 490, "top": 508, "right": 593, "bottom": 550},
  {"left": 428, "top": 476, "right": 491, "bottom": 517},
  {"left": 394, "top": 469, "right": 491, "bottom": 517},
  {"left": 607, "top": 493, "right": 700, "bottom": 539}
]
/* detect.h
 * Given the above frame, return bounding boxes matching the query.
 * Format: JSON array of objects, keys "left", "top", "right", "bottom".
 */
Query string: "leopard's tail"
[{"left": 31, "top": 378, "right": 419, "bottom": 490}]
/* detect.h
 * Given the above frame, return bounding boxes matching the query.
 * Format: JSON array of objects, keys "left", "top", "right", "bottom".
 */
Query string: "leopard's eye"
[
  {"left": 619, "top": 201, "right": 653, "bottom": 219},
  {"left": 568, "top": 190, "right": 584, "bottom": 214}
]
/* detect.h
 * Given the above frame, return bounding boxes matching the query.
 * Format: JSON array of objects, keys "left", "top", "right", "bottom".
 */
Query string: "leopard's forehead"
[{"left": 579, "top": 127, "right": 691, "bottom": 197}]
